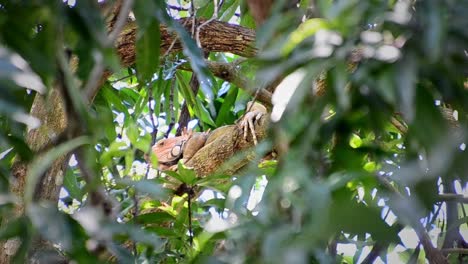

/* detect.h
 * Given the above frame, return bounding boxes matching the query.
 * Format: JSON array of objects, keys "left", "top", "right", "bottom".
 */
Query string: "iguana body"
[{"left": 151, "top": 102, "right": 267, "bottom": 171}]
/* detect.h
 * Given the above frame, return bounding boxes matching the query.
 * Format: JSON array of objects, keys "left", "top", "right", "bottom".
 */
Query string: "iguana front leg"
[
  {"left": 239, "top": 101, "right": 268, "bottom": 145},
  {"left": 151, "top": 128, "right": 210, "bottom": 171},
  {"left": 181, "top": 130, "right": 210, "bottom": 163}
]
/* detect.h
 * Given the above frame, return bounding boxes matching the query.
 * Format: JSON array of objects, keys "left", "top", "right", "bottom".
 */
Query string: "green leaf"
[
  {"left": 219, "top": 0, "right": 239, "bottom": 22},
  {"left": 63, "top": 168, "right": 83, "bottom": 201},
  {"left": 177, "top": 163, "right": 198, "bottom": 185},
  {"left": 134, "top": 0, "right": 161, "bottom": 83},
  {"left": 0, "top": 4, "right": 57, "bottom": 87},
  {"left": 25, "top": 136, "right": 90, "bottom": 205},
  {"left": 195, "top": 97, "right": 216, "bottom": 127},
  {"left": 27, "top": 203, "right": 75, "bottom": 251},
  {"left": 107, "top": 244, "right": 134, "bottom": 263},
  {"left": 177, "top": 72, "right": 216, "bottom": 127},
  {"left": 133, "top": 88, "right": 148, "bottom": 119},
  {"left": 215, "top": 85, "right": 238, "bottom": 126},
  {"left": 396, "top": 53, "right": 417, "bottom": 122},
  {"left": 177, "top": 71, "right": 197, "bottom": 107},
  {"left": 146, "top": 226, "right": 178, "bottom": 237},
  {"left": 240, "top": 9, "right": 255, "bottom": 29},
  {"left": 137, "top": 212, "right": 175, "bottom": 224},
  {"left": 100, "top": 141, "right": 128, "bottom": 166},
  {"left": 153, "top": 3, "right": 216, "bottom": 102},
  {"left": 126, "top": 123, "right": 139, "bottom": 145},
  {"left": 164, "top": 163, "right": 198, "bottom": 185},
  {"left": 107, "top": 222, "right": 165, "bottom": 251},
  {"left": 349, "top": 133, "right": 362, "bottom": 149},
  {"left": 0, "top": 47, "right": 46, "bottom": 93},
  {"left": 5, "top": 134, "right": 33, "bottom": 162},
  {"left": 133, "top": 134, "right": 152, "bottom": 153},
  {"left": 363, "top": 161, "right": 377, "bottom": 172},
  {"left": 117, "top": 178, "right": 169, "bottom": 200},
  {"left": 194, "top": 0, "right": 211, "bottom": 9},
  {"left": 73, "top": 1, "right": 107, "bottom": 46},
  {"left": 0, "top": 216, "right": 29, "bottom": 240},
  {"left": 119, "top": 87, "right": 141, "bottom": 103},
  {"left": 329, "top": 62, "right": 350, "bottom": 110},
  {"left": 282, "top": 18, "right": 329, "bottom": 55},
  {"left": 124, "top": 150, "right": 134, "bottom": 175},
  {"left": 422, "top": 1, "right": 445, "bottom": 63},
  {"left": 197, "top": 0, "right": 215, "bottom": 18},
  {"left": 329, "top": 195, "right": 400, "bottom": 243},
  {"left": 0, "top": 216, "right": 31, "bottom": 264},
  {"left": 102, "top": 84, "right": 130, "bottom": 116},
  {"left": 95, "top": 105, "right": 117, "bottom": 142},
  {"left": 200, "top": 198, "right": 226, "bottom": 210}
]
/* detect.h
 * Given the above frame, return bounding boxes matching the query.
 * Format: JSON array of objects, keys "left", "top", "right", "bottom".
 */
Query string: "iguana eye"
[
  {"left": 158, "top": 141, "right": 165, "bottom": 146},
  {"left": 171, "top": 145, "right": 182, "bottom": 157}
]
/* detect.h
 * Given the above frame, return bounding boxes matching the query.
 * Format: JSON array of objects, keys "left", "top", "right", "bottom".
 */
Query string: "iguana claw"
[
  {"left": 240, "top": 111, "right": 264, "bottom": 145},
  {"left": 239, "top": 101, "right": 267, "bottom": 145}
]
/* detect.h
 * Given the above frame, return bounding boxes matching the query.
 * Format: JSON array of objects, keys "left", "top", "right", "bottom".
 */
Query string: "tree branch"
[
  {"left": 115, "top": 18, "right": 256, "bottom": 67},
  {"left": 438, "top": 194, "right": 468, "bottom": 204},
  {"left": 178, "top": 60, "right": 273, "bottom": 107},
  {"left": 361, "top": 242, "right": 388, "bottom": 264},
  {"left": 377, "top": 175, "right": 448, "bottom": 264}
]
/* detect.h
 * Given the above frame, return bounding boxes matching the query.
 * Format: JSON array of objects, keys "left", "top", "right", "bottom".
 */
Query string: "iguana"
[{"left": 151, "top": 101, "right": 268, "bottom": 173}]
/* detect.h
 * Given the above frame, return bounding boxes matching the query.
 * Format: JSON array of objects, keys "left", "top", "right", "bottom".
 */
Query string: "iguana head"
[{"left": 151, "top": 129, "right": 192, "bottom": 170}]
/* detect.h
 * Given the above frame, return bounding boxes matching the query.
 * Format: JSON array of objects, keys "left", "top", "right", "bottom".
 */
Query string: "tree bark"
[
  {"left": 2, "top": 89, "right": 69, "bottom": 263},
  {"left": 116, "top": 18, "right": 256, "bottom": 68}
]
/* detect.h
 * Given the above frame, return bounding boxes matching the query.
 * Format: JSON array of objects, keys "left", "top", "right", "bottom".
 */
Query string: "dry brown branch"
[
  {"left": 115, "top": 18, "right": 256, "bottom": 67},
  {"left": 178, "top": 60, "right": 273, "bottom": 107}
]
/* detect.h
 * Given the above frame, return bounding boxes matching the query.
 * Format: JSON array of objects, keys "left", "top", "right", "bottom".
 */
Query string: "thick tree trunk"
[{"left": 1, "top": 89, "right": 68, "bottom": 263}]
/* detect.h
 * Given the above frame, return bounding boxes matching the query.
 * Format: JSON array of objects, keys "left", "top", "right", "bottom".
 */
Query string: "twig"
[
  {"left": 107, "top": 0, "right": 134, "bottom": 45},
  {"left": 162, "top": 18, "right": 193, "bottom": 58},
  {"left": 146, "top": 79, "right": 159, "bottom": 180},
  {"left": 164, "top": 79, "right": 176, "bottom": 139},
  {"left": 441, "top": 248, "right": 468, "bottom": 255},
  {"left": 390, "top": 116, "right": 408, "bottom": 134},
  {"left": 437, "top": 194, "right": 468, "bottom": 204},
  {"left": 176, "top": 73, "right": 199, "bottom": 136},
  {"left": 83, "top": 54, "right": 106, "bottom": 100},
  {"left": 132, "top": 190, "right": 139, "bottom": 256},
  {"left": 328, "top": 236, "right": 337, "bottom": 256},
  {"left": 167, "top": 5, "right": 190, "bottom": 12},
  {"left": 442, "top": 180, "right": 466, "bottom": 257},
  {"left": 361, "top": 242, "right": 388, "bottom": 264},
  {"left": 196, "top": 18, "right": 216, "bottom": 48},
  {"left": 148, "top": 83, "right": 159, "bottom": 146},
  {"left": 190, "top": 0, "right": 196, "bottom": 38},
  {"left": 195, "top": 0, "right": 220, "bottom": 48},
  {"left": 377, "top": 175, "right": 448, "bottom": 264},
  {"left": 110, "top": 74, "right": 133, "bottom": 83},
  {"left": 187, "top": 190, "right": 193, "bottom": 247}
]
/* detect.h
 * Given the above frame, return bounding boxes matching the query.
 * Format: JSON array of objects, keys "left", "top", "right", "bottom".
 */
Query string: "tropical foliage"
[{"left": 0, "top": 0, "right": 467, "bottom": 263}]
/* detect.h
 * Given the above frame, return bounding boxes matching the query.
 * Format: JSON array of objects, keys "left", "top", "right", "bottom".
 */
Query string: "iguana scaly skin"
[
  {"left": 150, "top": 128, "right": 210, "bottom": 170},
  {"left": 151, "top": 101, "right": 267, "bottom": 171}
]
